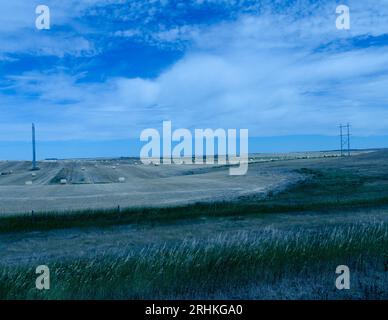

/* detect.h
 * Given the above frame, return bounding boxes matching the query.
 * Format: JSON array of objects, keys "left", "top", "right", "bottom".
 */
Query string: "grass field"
[
  {"left": 1, "top": 222, "right": 386, "bottom": 299},
  {"left": 0, "top": 150, "right": 387, "bottom": 299}
]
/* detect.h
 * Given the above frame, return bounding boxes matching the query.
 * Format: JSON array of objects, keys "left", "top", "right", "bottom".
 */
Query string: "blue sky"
[{"left": 0, "top": 0, "right": 388, "bottom": 159}]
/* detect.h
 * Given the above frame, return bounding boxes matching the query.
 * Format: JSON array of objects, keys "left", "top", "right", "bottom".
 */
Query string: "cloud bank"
[{"left": 0, "top": 0, "right": 388, "bottom": 142}]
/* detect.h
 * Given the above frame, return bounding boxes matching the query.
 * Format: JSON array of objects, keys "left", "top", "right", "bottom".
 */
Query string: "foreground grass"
[
  {"left": 1, "top": 222, "right": 387, "bottom": 299},
  {"left": 1, "top": 167, "right": 388, "bottom": 234}
]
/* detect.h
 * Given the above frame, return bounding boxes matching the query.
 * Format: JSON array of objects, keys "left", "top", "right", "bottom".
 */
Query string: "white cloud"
[{"left": 1, "top": 0, "right": 388, "bottom": 141}]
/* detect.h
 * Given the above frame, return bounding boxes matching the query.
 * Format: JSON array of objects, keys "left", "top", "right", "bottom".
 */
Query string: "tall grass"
[{"left": 1, "top": 222, "right": 386, "bottom": 300}]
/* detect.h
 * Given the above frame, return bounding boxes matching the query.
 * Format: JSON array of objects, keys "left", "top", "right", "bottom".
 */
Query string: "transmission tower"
[{"left": 339, "top": 123, "right": 351, "bottom": 157}]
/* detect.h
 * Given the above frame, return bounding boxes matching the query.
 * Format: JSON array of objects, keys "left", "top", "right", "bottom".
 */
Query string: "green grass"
[
  {"left": 1, "top": 167, "right": 388, "bottom": 234},
  {"left": 1, "top": 222, "right": 386, "bottom": 299},
  {"left": 262, "top": 167, "right": 388, "bottom": 205}
]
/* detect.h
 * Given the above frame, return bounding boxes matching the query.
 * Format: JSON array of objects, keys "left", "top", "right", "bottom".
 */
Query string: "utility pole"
[
  {"left": 339, "top": 124, "right": 343, "bottom": 157},
  {"left": 32, "top": 123, "right": 37, "bottom": 170},
  {"left": 347, "top": 123, "right": 351, "bottom": 157}
]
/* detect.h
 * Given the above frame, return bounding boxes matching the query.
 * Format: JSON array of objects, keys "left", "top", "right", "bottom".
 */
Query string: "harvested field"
[
  {"left": 0, "top": 150, "right": 375, "bottom": 215},
  {"left": 0, "top": 157, "right": 305, "bottom": 215}
]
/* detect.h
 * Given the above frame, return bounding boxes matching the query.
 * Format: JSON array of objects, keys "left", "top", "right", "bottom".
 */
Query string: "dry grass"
[{"left": 1, "top": 222, "right": 386, "bottom": 300}]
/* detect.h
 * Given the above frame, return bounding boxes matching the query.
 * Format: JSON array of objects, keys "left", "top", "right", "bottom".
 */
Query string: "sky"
[{"left": 0, "top": 0, "right": 388, "bottom": 159}]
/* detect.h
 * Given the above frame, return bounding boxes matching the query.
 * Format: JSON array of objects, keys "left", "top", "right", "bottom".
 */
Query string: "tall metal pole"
[
  {"left": 32, "top": 123, "right": 36, "bottom": 170},
  {"left": 339, "top": 124, "right": 343, "bottom": 157},
  {"left": 347, "top": 123, "right": 350, "bottom": 157}
]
